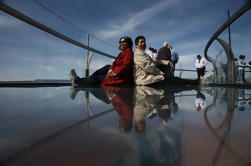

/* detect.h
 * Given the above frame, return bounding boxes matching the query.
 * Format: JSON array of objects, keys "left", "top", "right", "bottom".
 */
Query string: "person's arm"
[
  {"left": 134, "top": 50, "right": 163, "bottom": 75},
  {"left": 202, "top": 58, "right": 207, "bottom": 66},
  {"left": 195, "top": 59, "right": 199, "bottom": 68},
  {"left": 110, "top": 51, "right": 134, "bottom": 77}
]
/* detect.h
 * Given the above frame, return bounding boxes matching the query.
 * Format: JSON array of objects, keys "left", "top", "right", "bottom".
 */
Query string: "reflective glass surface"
[{"left": 0, "top": 86, "right": 251, "bottom": 166}]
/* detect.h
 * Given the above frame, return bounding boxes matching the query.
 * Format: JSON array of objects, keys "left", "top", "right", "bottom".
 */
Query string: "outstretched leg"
[{"left": 69, "top": 65, "right": 111, "bottom": 86}]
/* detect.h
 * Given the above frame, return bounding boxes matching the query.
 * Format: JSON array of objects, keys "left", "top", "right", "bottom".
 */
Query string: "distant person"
[
  {"left": 69, "top": 36, "right": 134, "bottom": 87},
  {"left": 133, "top": 36, "right": 199, "bottom": 87},
  {"left": 195, "top": 91, "right": 206, "bottom": 111},
  {"left": 145, "top": 47, "right": 158, "bottom": 61},
  {"left": 237, "top": 88, "right": 246, "bottom": 111},
  {"left": 157, "top": 42, "right": 171, "bottom": 61},
  {"left": 234, "top": 58, "right": 239, "bottom": 82},
  {"left": 195, "top": 54, "right": 207, "bottom": 80},
  {"left": 157, "top": 42, "right": 173, "bottom": 77},
  {"left": 248, "top": 61, "right": 251, "bottom": 68},
  {"left": 237, "top": 55, "right": 246, "bottom": 83},
  {"left": 170, "top": 45, "right": 179, "bottom": 75}
]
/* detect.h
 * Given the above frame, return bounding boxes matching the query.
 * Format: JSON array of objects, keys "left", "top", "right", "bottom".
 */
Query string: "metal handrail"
[
  {"left": 0, "top": 2, "right": 116, "bottom": 59},
  {"left": 204, "top": 0, "right": 251, "bottom": 61}
]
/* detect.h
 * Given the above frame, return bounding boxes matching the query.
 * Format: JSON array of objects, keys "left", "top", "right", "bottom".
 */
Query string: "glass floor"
[{"left": 0, "top": 85, "right": 251, "bottom": 166}]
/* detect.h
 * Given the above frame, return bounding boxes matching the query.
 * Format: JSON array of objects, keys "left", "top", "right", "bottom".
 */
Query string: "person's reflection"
[
  {"left": 70, "top": 87, "right": 110, "bottom": 104},
  {"left": 133, "top": 86, "right": 164, "bottom": 133},
  {"left": 195, "top": 90, "right": 207, "bottom": 111},
  {"left": 70, "top": 86, "right": 134, "bottom": 132},
  {"left": 102, "top": 86, "right": 134, "bottom": 132},
  {"left": 133, "top": 86, "right": 181, "bottom": 165},
  {"left": 154, "top": 89, "right": 179, "bottom": 125},
  {"left": 237, "top": 88, "right": 246, "bottom": 112}
]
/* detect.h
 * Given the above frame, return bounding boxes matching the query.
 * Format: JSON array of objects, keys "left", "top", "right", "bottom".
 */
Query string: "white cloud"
[
  {"left": 148, "top": 14, "right": 215, "bottom": 46},
  {"left": 0, "top": 14, "right": 21, "bottom": 28},
  {"left": 98, "top": 0, "right": 180, "bottom": 38},
  {"left": 39, "top": 64, "right": 55, "bottom": 71},
  {"left": 179, "top": 54, "right": 197, "bottom": 66},
  {"left": 177, "top": 39, "right": 207, "bottom": 52}
]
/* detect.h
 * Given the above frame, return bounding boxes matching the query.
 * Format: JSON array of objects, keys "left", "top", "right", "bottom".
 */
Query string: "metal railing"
[
  {"left": 0, "top": 2, "right": 116, "bottom": 59},
  {"left": 204, "top": 0, "right": 251, "bottom": 84},
  {"left": 0, "top": 2, "right": 116, "bottom": 80}
]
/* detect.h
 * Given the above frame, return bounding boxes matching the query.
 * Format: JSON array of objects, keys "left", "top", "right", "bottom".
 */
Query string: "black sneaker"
[{"left": 69, "top": 69, "right": 80, "bottom": 80}]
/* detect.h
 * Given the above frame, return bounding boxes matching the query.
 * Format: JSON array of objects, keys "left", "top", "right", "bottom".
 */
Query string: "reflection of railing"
[
  {"left": 204, "top": 1, "right": 251, "bottom": 84},
  {"left": 0, "top": 2, "right": 116, "bottom": 79},
  {"left": 175, "top": 68, "right": 210, "bottom": 78},
  {"left": 1, "top": 107, "right": 114, "bottom": 163},
  {"left": 203, "top": 88, "right": 249, "bottom": 165}
]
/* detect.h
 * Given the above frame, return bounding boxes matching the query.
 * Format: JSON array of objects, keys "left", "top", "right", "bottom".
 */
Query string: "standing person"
[
  {"left": 157, "top": 42, "right": 173, "bottom": 76},
  {"left": 237, "top": 55, "right": 246, "bottom": 83},
  {"left": 69, "top": 36, "right": 134, "bottom": 86},
  {"left": 195, "top": 55, "right": 207, "bottom": 80},
  {"left": 133, "top": 36, "right": 199, "bottom": 87},
  {"left": 157, "top": 42, "right": 171, "bottom": 61},
  {"left": 170, "top": 46, "right": 179, "bottom": 75}
]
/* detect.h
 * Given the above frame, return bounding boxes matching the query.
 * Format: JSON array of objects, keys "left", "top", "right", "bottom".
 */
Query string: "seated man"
[
  {"left": 133, "top": 36, "right": 199, "bottom": 87},
  {"left": 70, "top": 36, "right": 134, "bottom": 87}
]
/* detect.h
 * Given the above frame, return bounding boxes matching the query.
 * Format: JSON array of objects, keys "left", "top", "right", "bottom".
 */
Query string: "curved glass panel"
[
  {"left": 206, "top": 8, "right": 251, "bottom": 84},
  {"left": 1, "top": 86, "right": 251, "bottom": 165},
  {"left": 231, "top": 10, "right": 251, "bottom": 84},
  {"left": 0, "top": 1, "right": 117, "bottom": 81}
]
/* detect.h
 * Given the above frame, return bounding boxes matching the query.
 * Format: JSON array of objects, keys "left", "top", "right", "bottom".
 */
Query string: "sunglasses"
[{"left": 119, "top": 40, "right": 127, "bottom": 43}]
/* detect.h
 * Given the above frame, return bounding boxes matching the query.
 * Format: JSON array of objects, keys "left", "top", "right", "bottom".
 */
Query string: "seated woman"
[
  {"left": 70, "top": 36, "right": 134, "bottom": 86},
  {"left": 133, "top": 36, "right": 199, "bottom": 87}
]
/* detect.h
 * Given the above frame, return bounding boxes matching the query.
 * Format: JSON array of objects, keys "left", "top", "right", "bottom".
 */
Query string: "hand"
[
  {"left": 107, "top": 91, "right": 116, "bottom": 100},
  {"left": 169, "top": 62, "right": 174, "bottom": 69},
  {"left": 107, "top": 70, "right": 116, "bottom": 77}
]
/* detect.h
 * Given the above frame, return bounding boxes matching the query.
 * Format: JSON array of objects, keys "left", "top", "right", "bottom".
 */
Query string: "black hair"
[
  {"left": 119, "top": 36, "right": 133, "bottom": 48},
  {"left": 149, "top": 47, "right": 157, "bottom": 53},
  {"left": 239, "top": 55, "right": 246, "bottom": 59},
  {"left": 197, "top": 55, "right": 201, "bottom": 59},
  {"left": 135, "top": 35, "right": 145, "bottom": 45}
]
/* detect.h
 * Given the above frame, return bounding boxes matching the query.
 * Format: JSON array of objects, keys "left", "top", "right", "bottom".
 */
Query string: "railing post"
[
  {"left": 85, "top": 34, "right": 90, "bottom": 77},
  {"left": 227, "top": 10, "right": 235, "bottom": 84},
  {"left": 204, "top": 1, "right": 251, "bottom": 84}
]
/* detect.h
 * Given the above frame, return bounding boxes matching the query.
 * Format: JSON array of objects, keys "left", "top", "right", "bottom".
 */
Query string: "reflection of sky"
[
  {"left": 0, "top": 0, "right": 250, "bottom": 80},
  {"left": 0, "top": 87, "right": 113, "bottom": 160},
  {"left": 1, "top": 86, "right": 251, "bottom": 164}
]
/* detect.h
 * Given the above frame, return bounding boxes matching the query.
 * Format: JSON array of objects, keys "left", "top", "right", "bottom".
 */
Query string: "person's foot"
[{"left": 69, "top": 69, "right": 80, "bottom": 86}]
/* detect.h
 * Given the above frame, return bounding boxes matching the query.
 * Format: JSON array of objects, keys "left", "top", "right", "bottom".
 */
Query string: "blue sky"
[{"left": 0, "top": 0, "right": 250, "bottom": 80}]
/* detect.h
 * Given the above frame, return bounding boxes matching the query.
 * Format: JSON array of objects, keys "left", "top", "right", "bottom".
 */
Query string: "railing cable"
[{"left": 32, "top": 0, "right": 116, "bottom": 49}]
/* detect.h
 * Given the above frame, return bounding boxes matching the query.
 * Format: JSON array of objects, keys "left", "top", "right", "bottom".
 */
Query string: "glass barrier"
[
  {"left": 205, "top": 2, "right": 251, "bottom": 85},
  {"left": 231, "top": 10, "right": 251, "bottom": 84},
  {"left": 0, "top": 1, "right": 116, "bottom": 81}
]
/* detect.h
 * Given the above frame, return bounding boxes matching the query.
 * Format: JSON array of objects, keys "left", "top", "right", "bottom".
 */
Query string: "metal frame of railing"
[
  {"left": 0, "top": 2, "right": 116, "bottom": 78},
  {"left": 204, "top": 0, "right": 251, "bottom": 84}
]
